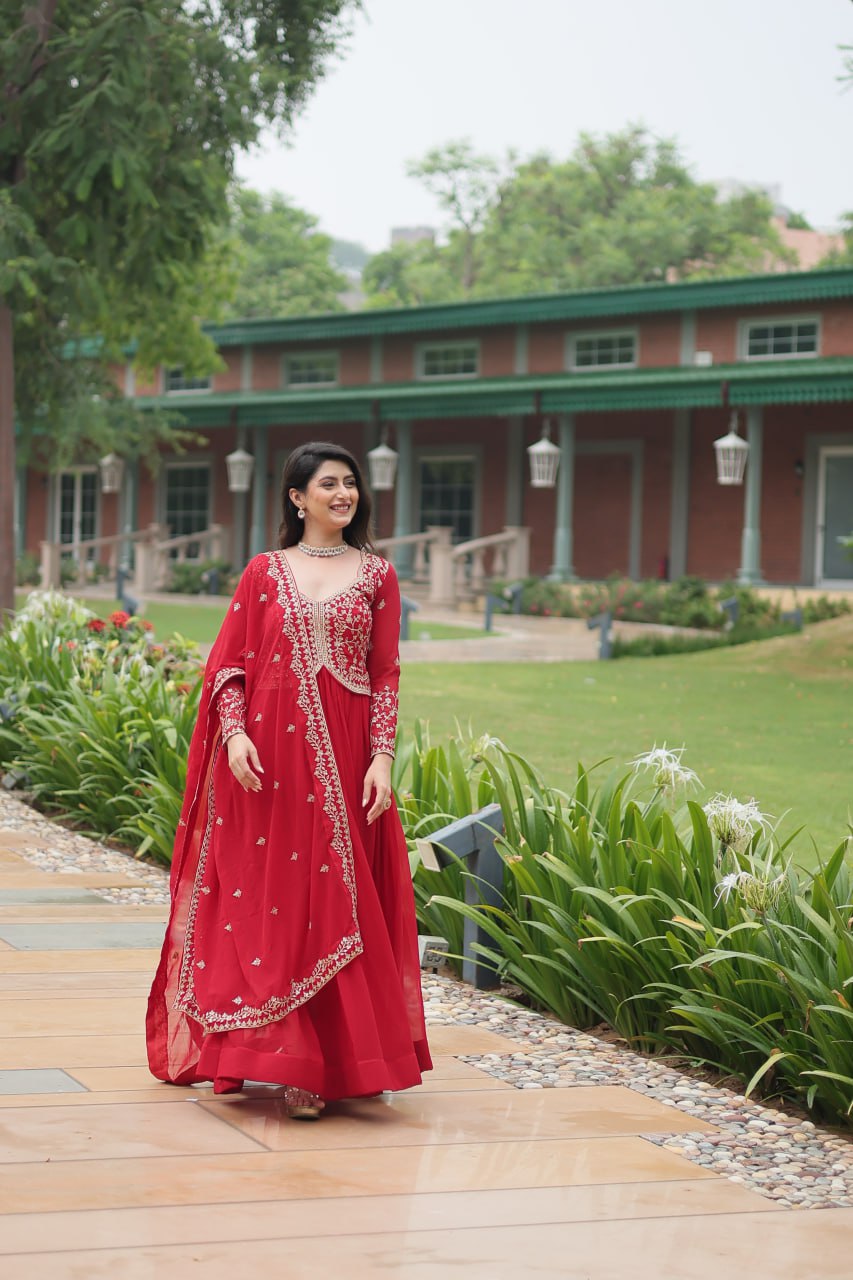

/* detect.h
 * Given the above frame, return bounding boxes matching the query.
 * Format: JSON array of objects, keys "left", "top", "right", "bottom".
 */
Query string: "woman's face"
[{"left": 290, "top": 459, "right": 359, "bottom": 534}]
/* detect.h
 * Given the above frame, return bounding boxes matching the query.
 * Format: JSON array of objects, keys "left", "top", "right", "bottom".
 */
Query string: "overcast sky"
[{"left": 236, "top": 0, "right": 851, "bottom": 252}]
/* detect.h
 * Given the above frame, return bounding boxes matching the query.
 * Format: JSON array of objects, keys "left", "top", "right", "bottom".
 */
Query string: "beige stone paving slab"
[
  {"left": 0, "top": 1179, "right": 775, "bottom": 1257},
  {"left": 0, "top": 1135, "right": 716, "bottom": 1215},
  {"left": 67, "top": 1059, "right": 496, "bottom": 1094},
  {"left": 0, "top": 971, "right": 151, "bottom": 993},
  {"left": 0, "top": 1033, "right": 147, "bottom": 1069},
  {"left": 420, "top": 1024, "right": 521, "bottom": 1055},
  {"left": 0, "top": 1098, "right": 267, "bottom": 1163},
  {"left": 0, "top": 996, "right": 145, "bottom": 1036},
  {"left": 0, "top": 1088, "right": 195, "bottom": 1109},
  {"left": 0, "top": 950, "right": 157, "bottom": 973},
  {"left": 0, "top": 872, "right": 153, "bottom": 889},
  {"left": 198, "top": 1085, "right": 715, "bottom": 1154},
  {"left": 6, "top": 1208, "right": 850, "bottom": 1280},
  {"left": 0, "top": 906, "right": 167, "bottom": 920}
]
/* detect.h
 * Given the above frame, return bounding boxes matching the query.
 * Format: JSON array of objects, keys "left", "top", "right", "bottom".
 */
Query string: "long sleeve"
[
  {"left": 216, "top": 678, "right": 246, "bottom": 743},
  {"left": 367, "top": 561, "right": 401, "bottom": 758}
]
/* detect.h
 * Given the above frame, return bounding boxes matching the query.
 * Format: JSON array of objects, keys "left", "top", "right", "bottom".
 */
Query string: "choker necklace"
[{"left": 297, "top": 541, "right": 348, "bottom": 558}]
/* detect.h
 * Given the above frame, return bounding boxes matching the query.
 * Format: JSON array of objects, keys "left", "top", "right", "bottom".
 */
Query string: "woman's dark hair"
[{"left": 278, "top": 440, "right": 374, "bottom": 550}]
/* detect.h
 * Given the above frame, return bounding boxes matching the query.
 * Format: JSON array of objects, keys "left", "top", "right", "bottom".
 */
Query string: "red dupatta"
[{"left": 146, "top": 551, "right": 364, "bottom": 1084}]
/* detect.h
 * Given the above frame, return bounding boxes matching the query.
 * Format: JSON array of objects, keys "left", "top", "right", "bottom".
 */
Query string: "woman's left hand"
[{"left": 363, "top": 753, "right": 394, "bottom": 825}]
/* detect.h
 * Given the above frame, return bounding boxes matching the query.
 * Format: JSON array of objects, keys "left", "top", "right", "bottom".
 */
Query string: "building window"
[
  {"left": 284, "top": 352, "right": 339, "bottom": 387},
  {"left": 419, "top": 457, "right": 476, "bottom": 542},
  {"left": 741, "top": 318, "right": 819, "bottom": 360},
  {"left": 418, "top": 343, "right": 479, "bottom": 379},
  {"left": 164, "top": 464, "right": 211, "bottom": 556},
  {"left": 164, "top": 368, "right": 213, "bottom": 393},
  {"left": 568, "top": 331, "right": 637, "bottom": 370}
]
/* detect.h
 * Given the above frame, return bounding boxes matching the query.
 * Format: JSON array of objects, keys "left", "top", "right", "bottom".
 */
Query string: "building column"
[
  {"left": 249, "top": 424, "right": 269, "bottom": 559},
  {"left": 231, "top": 426, "right": 248, "bottom": 568},
  {"left": 120, "top": 460, "right": 138, "bottom": 571},
  {"left": 505, "top": 416, "right": 524, "bottom": 527},
  {"left": 668, "top": 410, "right": 691, "bottom": 579},
  {"left": 737, "top": 406, "right": 764, "bottom": 585},
  {"left": 548, "top": 414, "right": 576, "bottom": 581},
  {"left": 392, "top": 420, "right": 414, "bottom": 578},
  {"left": 15, "top": 466, "right": 27, "bottom": 556}
]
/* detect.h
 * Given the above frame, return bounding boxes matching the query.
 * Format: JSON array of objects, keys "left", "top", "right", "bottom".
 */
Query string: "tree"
[
  {"left": 0, "top": 0, "right": 356, "bottom": 614},
  {"left": 226, "top": 188, "right": 347, "bottom": 319},
  {"left": 362, "top": 127, "right": 792, "bottom": 306}
]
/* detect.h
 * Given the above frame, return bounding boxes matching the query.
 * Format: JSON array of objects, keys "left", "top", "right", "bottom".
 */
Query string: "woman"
[{"left": 146, "top": 441, "right": 432, "bottom": 1117}]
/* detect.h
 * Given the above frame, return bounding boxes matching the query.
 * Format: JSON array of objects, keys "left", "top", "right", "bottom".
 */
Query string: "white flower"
[
  {"left": 703, "top": 794, "right": 768, "bottom": 854},
  {"left": 714, "top": 868, "right": 787, "bottom": 913},
  {"left": 631, "top": 744, "right": 701, "bottom": 793}
]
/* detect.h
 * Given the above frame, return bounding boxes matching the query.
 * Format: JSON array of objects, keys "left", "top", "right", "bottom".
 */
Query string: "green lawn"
[
  {"left": 62, "top": 598, "right": 487, "bottom": 646},
  {"left": 399, "top": 616, "right": 853, "bottom": 866},
  {"left": 23, "top": 591, "right": 851, "bottom": 861}
]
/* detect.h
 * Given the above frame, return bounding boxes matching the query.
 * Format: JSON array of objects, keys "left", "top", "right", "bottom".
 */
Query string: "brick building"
[{"left": 18, "top": 266, "right": 853, "bottom": 588}]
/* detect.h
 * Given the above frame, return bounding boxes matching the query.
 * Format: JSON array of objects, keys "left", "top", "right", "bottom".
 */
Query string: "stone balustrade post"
[
  {"left": 427, "top": 525, "right": 454, "bottom": 605},
  {"left": 40, "top": 541, "right": 61, "bottom": 589}
]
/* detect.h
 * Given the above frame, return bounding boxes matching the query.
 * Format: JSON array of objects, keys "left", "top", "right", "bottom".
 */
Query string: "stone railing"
[
  {"left": 40, "top": 528, "right": 152, "bottom": 590},
  {"left": 40, "top": 523, "right": 225, "bottom": 593},
  {"left": 373, "top": 529, "right": 440, "bottom": 583},
  {"left": 448, "top": 526, "right": 530, "bottom": 602}
]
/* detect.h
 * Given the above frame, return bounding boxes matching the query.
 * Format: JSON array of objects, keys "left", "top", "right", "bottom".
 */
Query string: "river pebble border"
[{"left": 1, "top": 790, "right": 851, "bottom": 1210}]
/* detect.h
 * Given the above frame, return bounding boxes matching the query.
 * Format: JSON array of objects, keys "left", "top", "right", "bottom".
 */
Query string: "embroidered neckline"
[{"left": 278, "top": 547, "right": 369, "bottom": 605}]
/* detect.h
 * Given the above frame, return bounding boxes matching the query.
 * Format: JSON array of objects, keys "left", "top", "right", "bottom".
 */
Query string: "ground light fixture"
[
  {"left": 713, "top": 413, "right": 750, "bottom": 485},
  {"left": 225, "top": 447, "right": 255, "bottom": 494},
  {"left": 367, "top": 439, "right": 399, "bottom": 491},
  {"left": 527, "top": 425, "right": 561, "bottom": 488},
  {"left": 98, "top": 452, "right": 124, "bottom": 494}
]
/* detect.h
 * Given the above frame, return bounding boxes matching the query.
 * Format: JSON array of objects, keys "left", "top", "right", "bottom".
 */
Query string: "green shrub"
[
  {"left": 166, "top": 558, "right": 234, "bottom": 595},
  {"left": 15, "top": 551, "right": 41, "bottom": 587}
]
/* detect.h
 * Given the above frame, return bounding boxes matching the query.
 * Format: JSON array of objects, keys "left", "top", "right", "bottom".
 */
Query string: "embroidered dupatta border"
[{"left": 174, "top": 552, "right": 363, "bottom": 1034}]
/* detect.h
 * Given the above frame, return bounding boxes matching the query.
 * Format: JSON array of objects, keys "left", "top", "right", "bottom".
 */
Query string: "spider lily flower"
[
  {"left": 714, "top": 868, "right": 787, "bottom": 913},
  {"left": 703, "top": 793, "right": 768, "bottom": 856},
  {"left": 631, "top": 744, "right": 701, "bottom": 794}
]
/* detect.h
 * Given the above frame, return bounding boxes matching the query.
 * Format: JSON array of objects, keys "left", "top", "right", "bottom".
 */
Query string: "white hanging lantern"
[
  {"left": 527, "top": 429, "right": 561, "bottom": 488},
  {"left": 98, "top": 452, "right": 124, "bottom": 494},
  {"left": 714, "top": 414, "right": 749, "bottom": 486},
  {"left": 367, "top": 440, "right": 399, "bottom": 491},
  {"left": 225, "top": 447, "right": 254, "bottom": 493}
]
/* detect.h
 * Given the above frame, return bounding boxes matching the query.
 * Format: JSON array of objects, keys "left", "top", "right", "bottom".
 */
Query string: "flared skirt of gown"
[{"left": 148, "top": 669, "right": 432, "bottom": 1099}]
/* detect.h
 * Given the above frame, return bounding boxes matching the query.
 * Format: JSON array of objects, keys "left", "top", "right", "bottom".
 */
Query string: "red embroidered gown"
[{"left": 146, "top": 550, "right": 432, "bottom": 1097}]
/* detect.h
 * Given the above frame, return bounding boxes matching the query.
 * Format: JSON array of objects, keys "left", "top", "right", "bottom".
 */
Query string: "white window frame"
[
  {"left": 415, "top": 340, "right": 480, "bottom": 381},
  {"left": 283, "top": 350, "right": 340, "bottom": 389},
  {"left": 567, "top": 328, "right": 639, "bottom": 372},
  {"left": 160, "top": 459, "right": 214, "bottom": 548},
  {"left": 163, "top": 368, "right": 213, "bottom": 395},
  {"left": 738, "top": 315, "right": 821, "bottom": 362}
]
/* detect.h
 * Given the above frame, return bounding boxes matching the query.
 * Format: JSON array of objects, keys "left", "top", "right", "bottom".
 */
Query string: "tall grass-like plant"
[{"left": 410, "top": 724, "right": 853, "bottom": 1125}]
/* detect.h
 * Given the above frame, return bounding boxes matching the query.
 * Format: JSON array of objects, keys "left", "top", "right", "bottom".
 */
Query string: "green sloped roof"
[
  {"left": 139, "top": 357, "right": 853, "bottom": 426},
  {"left": 205, "top": 268, "right": 853, "bottom": 346}
]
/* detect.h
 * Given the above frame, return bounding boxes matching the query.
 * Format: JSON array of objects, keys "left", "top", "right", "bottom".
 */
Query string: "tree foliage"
[
  {"left": 0, "top": 0, "right": 356, "bottom": 467},
  {"left": 362, "top": 128, "right": 793, "bottom": 307},
  {"left": 225, "top": 188, "right": 347, "bottom": 319}
]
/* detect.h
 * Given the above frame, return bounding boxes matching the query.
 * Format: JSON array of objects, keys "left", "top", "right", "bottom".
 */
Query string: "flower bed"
[{"left": 394, "top": 725, "right": 853, "bottom": 1128}]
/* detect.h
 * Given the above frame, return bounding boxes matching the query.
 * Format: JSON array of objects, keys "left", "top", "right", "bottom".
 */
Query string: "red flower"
[
  {"left": 141, "top": 619, "right": 154, "bottom": 631},
  {"left": 65, "top": 640, "right": 78, "bottom": 650},
  {"left": 109, "top": 610, "right": 131, "bottom": 628},
  {"left": 86, "top": 618, "right": 107, "bottom": 633}
]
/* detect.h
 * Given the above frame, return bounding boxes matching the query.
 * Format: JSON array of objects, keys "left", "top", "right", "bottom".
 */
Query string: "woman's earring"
[{"left": 297, "top": 508, "right": 305, "bottom": 520}]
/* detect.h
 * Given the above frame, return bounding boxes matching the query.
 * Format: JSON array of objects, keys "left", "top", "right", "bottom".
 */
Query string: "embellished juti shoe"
[
  {"left": 213, "top": 1076, "right": 245, "bottom": 1095},
  {"left": 284, "top": 1086, "right": 324, "bottom": 1120}
]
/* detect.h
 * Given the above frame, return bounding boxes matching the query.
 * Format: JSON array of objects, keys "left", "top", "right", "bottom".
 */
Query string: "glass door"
[
  {"left": 816, "top": 448, "right": 853, "bottom": 585},
  {"left": 418, "top": 457, "right": 476, "bottom": 542},
  {"left": 56, "top": 469, "right": 98, "bottom": 560}
]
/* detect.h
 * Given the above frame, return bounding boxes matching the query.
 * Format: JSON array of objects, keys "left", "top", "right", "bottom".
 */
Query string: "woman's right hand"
[{"left": 226, "top": 733, "right": 264, "bottom": 792}]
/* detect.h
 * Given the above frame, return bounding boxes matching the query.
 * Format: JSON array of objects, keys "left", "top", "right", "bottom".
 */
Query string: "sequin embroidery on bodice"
[{"left": 293, "top": 554, "right": 390, "bottom": 696}]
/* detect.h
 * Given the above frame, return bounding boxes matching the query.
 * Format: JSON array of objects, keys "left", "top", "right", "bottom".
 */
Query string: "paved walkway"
[{"left": 1, "top": 796, "right": 851, "bottom": 1278}]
